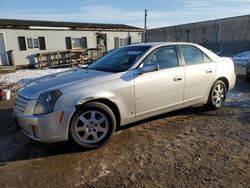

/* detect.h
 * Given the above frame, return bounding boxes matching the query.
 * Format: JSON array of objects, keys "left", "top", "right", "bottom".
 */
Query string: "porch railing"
[{"left": 36, "top": 48, "right": 103, "bottom": 69}]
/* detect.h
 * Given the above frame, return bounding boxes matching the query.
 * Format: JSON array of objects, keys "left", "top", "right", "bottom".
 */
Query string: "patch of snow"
[
  {"left": 0, "top": 68, "right": 72, "bottom": 85},
  {"left": 226, "top": 92, "right": 243, "bottom": 101},
  {"left": 226, "top": 90, "right": 250, "bottom": 108}
]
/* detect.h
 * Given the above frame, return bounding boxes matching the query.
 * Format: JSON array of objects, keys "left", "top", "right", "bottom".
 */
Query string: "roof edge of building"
[{"left": 0, "top": 18, "right": 144, "bottom": 31}]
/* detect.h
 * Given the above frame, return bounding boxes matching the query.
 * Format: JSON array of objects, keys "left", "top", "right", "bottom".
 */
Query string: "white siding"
[{"left": 0, "top": 29, "right": 143, "bottom": 66}]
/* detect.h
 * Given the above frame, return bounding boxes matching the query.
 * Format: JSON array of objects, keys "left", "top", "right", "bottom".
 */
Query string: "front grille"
[{"left": 15, "top": 94, "right": 29, "bottom": 114}]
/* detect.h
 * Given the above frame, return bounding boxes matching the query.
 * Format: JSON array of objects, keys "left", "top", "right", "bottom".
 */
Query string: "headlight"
[{"left": 33, "top": 90, "right": 62, "bottom": 115}]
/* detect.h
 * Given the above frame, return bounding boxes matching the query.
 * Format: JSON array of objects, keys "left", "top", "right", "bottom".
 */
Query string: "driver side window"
[{"left": 143, "top": 46, "right": 179, "bottom": 70}]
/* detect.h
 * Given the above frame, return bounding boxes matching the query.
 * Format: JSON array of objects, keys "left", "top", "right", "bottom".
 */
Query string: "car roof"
[{"left": 129, "top": 42, "right": 200, "bottom": 48}]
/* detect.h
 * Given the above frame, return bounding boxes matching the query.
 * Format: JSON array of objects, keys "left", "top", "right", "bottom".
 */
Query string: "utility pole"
[{"left": 144, "top": 9, "right": 148, "bottom": 42}]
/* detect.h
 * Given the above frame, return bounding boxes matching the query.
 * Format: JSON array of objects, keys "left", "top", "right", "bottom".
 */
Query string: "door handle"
[
  {"left": 173, "top": 76, "right": 183, "bottom": 81},
  {"left": 206, "top": 68, "right": 213, "bottom": 73}
]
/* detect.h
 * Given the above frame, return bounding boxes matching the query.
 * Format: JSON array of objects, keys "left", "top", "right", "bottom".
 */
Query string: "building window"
[
  {"left": 18, "top": 36, "right": 46, "bottom": 51},
  {"left": 65, "top": 37, "right": 88, "bottom": 49},
  {"left": 26, "top": 38, "right": 39, "bottom": 49},
  {"left": 27, "top": 38, "right": 33, "bottom": 49},
  {"left": 72, "top": 38, "right": 82, "bottom": 49},
  {"left": 33, "top": 39, "right": 39, "bottom": 48},
  {"left": 120, "top": 38, "right": 127, "bottom": 47},
  {"left": 119, "top": 37, "right": 131, "bottom": 47}
]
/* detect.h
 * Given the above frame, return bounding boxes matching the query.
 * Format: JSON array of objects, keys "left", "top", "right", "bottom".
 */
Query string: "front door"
[
  {"left": 96, "top": 33, "right": 107, "bottom": 54},
  {"left": 0, "top": 33, "right": 8, "bottom": 66},
  {"left": 135, "top": 46, "right": 184, "bottom": 118}
]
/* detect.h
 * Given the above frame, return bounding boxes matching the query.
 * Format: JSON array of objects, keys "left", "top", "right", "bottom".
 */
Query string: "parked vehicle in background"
[
  {"left": 14, "top": 42, "right": 236, "bottom": 149},
  {"left": 233, "top": 51, "right": 250, "bottom": 66},
  {"left": 232, "top": 51, "right": 250, "bottom": 80}
]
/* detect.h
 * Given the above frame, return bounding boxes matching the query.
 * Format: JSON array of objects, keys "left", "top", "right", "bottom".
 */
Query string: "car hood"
[{"left": 18, "top": 68, "right": 115, "bottom": 99}]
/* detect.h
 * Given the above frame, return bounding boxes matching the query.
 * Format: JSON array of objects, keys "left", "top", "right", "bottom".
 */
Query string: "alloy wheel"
[
  {"left": 212, "top": 83, "right": 226, "bottom": 107},
  {"left": 73, "top": 110, "right": 109, "bottom": 144}
]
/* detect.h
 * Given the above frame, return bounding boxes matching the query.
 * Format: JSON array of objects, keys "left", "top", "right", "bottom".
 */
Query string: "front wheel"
[
  {"left": 69, "top": 102, "right": 116, "bottom": 149},
  {"left": 206, "top": 80, "right": 227, "bottom": 110}
]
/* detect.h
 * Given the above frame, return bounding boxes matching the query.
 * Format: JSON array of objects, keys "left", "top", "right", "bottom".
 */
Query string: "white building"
[{"left": 0, "top": 19, "right": 144, "bottom": 67}]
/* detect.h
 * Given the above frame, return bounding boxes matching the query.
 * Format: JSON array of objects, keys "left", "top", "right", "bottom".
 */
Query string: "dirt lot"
[{"left": 0, "top": 73, "right": 249, "bottom": 188}]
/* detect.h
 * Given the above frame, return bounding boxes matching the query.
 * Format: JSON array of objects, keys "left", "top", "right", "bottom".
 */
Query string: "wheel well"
[
  {"left": 216, "top": 77, "right": 229, "bottom": 91},
  {"left": 76, "top": 98, "right": 121, "bottom": 127}
]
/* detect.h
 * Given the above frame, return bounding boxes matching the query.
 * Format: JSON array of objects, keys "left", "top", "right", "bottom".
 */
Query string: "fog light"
[
  {"left": 58, "top": 111, "right": 65, "bottom": 124},
  {"left": 31, "top": 125, "right": 39, "bottom": 138}
]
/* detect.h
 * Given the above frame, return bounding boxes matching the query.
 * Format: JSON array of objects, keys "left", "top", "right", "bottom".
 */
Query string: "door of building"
[
  {"left": 0, "top": 33, "right": 8, "bottom": 66},
  {"left": 96, "top": 33, "right": 107, "bottom": 53}
]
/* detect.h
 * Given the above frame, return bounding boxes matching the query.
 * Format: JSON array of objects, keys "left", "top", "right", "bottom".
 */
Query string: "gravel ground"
[{"left": 0, "top": 72, "right": 249, "bottom": 188}]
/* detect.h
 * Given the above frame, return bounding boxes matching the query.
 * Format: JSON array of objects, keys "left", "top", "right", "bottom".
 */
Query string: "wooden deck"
[
  {"left": 36, "top": 48, "right": 103, "bottom": 69},
  {"left": 0, "top": 66, "right": 15, "bottom": 73}
]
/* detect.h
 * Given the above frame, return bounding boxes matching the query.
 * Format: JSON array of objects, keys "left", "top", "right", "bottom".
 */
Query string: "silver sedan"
[{"left": 14, "top": 42, "right": 236, "bottom": 148}]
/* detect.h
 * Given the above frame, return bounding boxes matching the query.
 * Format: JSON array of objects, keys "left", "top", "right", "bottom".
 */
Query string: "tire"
[
  {"left": 206, "top": 80, "right": 227, "bottom": 110},
  {"left": 69, "top": 102, "right": 116, "bottom": 149}
]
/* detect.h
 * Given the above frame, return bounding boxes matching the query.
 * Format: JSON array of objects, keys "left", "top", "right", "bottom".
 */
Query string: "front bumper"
[{"left": 14, "top": 107, "right": 75, "bottom": 143}]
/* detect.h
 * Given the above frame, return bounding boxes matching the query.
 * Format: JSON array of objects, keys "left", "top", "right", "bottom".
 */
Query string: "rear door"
[
  {"left": 134, "top": 46, "right": 185, "bottom": 118},
  {"left": 179, "top": 45, "right": 215, "bottom": 105}
]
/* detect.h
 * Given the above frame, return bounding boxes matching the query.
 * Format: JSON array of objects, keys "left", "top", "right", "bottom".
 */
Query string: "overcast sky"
[{"left": 0, "top": 0, "right": 250, "bottom": 28}]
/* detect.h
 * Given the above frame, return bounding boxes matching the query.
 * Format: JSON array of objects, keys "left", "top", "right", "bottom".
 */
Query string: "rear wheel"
[
  {"left": 69, "top": 102, "right": 116, "bottom": 149},
  {"left": 206, "top": 80, "right": 227, "bottom": 110}
]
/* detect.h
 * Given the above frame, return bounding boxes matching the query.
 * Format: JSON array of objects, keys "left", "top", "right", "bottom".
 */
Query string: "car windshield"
[{"left": 88, "top": 46, "right": 151, "bottom": 73}]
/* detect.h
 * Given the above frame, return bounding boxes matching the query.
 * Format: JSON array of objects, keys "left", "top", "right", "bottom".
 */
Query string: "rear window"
[{"left": 180, "top": 45, "right": 204, "bottom": 65}]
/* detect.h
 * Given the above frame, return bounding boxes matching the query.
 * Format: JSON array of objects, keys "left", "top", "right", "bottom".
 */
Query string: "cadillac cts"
[{"left": 14, "top": 43, "right": 236, "bottom": 148}]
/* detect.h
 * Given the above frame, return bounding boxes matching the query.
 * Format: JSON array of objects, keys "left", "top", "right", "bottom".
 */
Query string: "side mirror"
[{"left": 141, "top": 63, "right": 159, "bottom": 73}]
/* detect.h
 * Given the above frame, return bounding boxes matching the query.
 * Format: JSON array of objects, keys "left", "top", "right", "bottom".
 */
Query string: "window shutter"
[
  {"left": 81, "top": 37, "right": 88, "bottom": 48},
  {"left": 65, "top": 37, "right": 72, "bottom": 49},
  {"left": 114, "top": 37, "right": 119, "bottom": 48},
  {"left": 38, "top": 37, "right": 46, "bottom": 50},
  {"left": 18, "top": 36, "right": 27, "bottom": 51}
]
